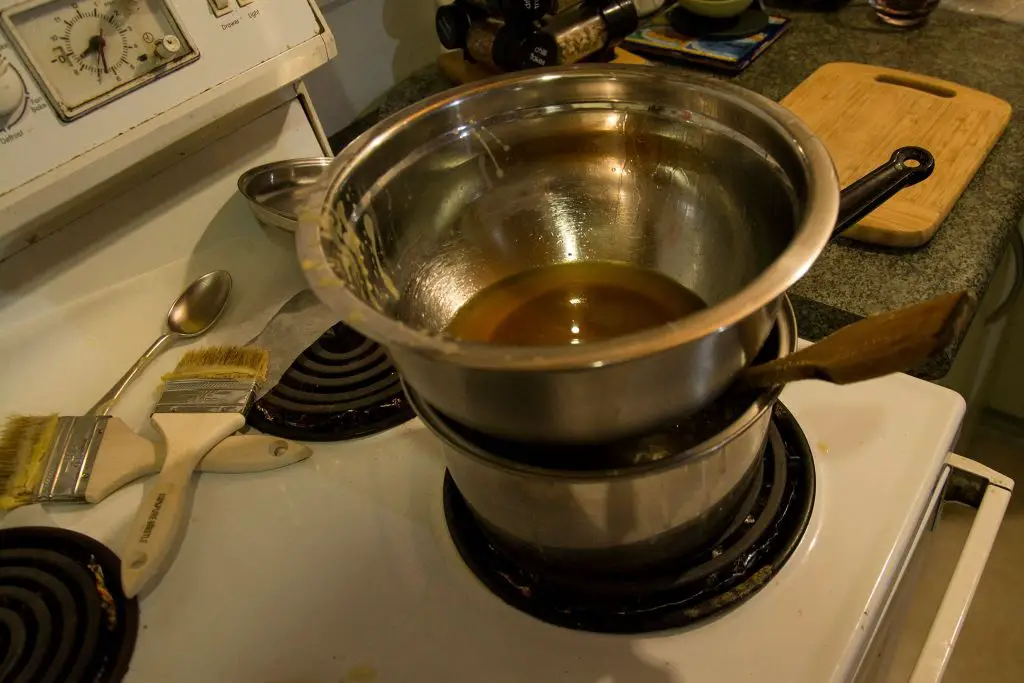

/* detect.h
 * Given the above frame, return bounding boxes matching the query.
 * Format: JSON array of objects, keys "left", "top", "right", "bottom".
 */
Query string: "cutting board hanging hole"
[{"left": 874, "top": 74, "right": 957, "bottom": 99}]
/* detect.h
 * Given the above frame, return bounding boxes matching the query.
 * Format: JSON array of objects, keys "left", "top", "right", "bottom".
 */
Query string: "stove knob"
[
  {"left": 0, "top": 56, "right": 27, "bottom": 126},
  {"left": 155, "top": 35, "right": 181, "bottom": 59}
]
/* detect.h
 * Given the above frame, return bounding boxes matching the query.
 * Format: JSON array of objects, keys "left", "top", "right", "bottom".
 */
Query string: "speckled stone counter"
[{"left": 331, "top": 5, "right": 1024, "bottom": 378}]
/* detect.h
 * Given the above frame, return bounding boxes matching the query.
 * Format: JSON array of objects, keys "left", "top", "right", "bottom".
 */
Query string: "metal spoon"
[{"left": 89, "top": 270, "right": 233, "bottom": 416}]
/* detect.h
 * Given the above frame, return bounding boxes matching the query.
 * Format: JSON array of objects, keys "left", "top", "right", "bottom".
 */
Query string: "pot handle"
[{"left": 832, "top": 147, "right": 935, "bottom": 239}]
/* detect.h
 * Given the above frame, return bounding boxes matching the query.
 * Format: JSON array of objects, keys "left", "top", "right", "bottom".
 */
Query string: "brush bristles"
[
  {"left": 0, "top": 415, "right": 58, "bottom": 511},
  {"left": 163, "top": 346, "right": 269, "bottom": 383}
]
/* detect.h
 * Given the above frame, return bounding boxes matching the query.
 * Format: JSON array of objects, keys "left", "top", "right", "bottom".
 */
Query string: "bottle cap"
[
  {"left": 599, "top": 0, "right": 639, "bottom": 39},
  {"left": 436, "top": 4, "right": 471, "bottom": 50}
]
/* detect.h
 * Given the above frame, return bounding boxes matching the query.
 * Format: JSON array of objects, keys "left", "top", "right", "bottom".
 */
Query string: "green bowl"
[{"left": 676, "top": 0, "right": 754, "bottom": 18}]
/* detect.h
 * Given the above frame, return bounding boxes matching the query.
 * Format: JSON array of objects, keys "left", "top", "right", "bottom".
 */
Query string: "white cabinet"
[
  {"left": 984, "top": 222, "right": 1024, "bottom": 419},
  {"left": 938, "top": 224, "right": 1022, "bottom": 445}
]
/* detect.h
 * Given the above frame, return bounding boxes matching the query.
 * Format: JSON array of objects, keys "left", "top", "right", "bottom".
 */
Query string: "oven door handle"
[{"left": 908, "top": 453, "right": 1014, "bottom": 683}]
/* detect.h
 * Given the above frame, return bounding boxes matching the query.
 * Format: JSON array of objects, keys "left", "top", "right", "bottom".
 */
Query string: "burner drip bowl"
[
  {"left": 248, "top": 322, "right": 413, "bottom": 441},
  {"left": 443, "top": 402, "right": 815, "bottom": 633},
  {"left": 0, "top": 527, "right": 139, "bottom": 682}
]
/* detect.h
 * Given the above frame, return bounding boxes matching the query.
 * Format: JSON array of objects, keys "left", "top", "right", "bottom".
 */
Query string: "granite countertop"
[{"left": 331, "top": 5, "right": 1024, "bottom": 378}]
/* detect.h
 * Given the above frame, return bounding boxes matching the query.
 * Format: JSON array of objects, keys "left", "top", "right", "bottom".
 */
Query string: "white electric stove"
[{"left": 0, "top": 2, "right": 1013, "bottom": 682}]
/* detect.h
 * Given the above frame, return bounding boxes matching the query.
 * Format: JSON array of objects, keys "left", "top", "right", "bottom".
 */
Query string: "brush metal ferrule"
[
  {"left": 38, "top": 415, "right": 109, "bottom": 502},
  {"left": 154, "top": 378, "right": 260, "bottom": 414}
]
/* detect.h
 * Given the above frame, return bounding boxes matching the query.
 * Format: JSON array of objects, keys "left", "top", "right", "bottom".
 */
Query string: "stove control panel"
[
  {"left": 1, "top": 0, "right": 199, "bottom": 122},
  {"left": 0, "top": 0, "right": 333, "bottom": 251}
]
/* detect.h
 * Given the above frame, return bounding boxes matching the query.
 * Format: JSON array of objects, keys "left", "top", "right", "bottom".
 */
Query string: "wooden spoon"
[{"left": 741, "top": 291, "right": 972, "bottom": 388}]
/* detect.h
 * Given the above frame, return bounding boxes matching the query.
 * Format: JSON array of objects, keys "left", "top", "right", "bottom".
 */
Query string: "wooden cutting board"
[{"left": 782, "top": 62, "right": 1011, "bottom": 247}]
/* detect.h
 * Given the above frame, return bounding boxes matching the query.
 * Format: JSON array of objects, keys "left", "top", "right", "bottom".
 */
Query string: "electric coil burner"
[
  {"left": 0, "top": 527, "right": 139, "bottom": 682},
  {"left": 444, "top": 402, "right": 814, "bottom": 634},
  {"left": 248, "top": 322, "right": 413, "bottom": 441}
]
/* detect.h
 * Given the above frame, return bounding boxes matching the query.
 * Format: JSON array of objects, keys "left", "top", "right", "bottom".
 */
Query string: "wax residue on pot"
[
  {"left": 324, "top": 196, "right": 400, "bottom": 313},
  {"left": 478, "top": 125, "right": 511, "bottom": 152},
  {"left": 471, "top": 129, "right": 505, "bottom": 180}
]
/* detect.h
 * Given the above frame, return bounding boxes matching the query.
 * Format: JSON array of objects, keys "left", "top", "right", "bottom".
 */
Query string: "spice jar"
[
  {"left": 520, "top": 0, "right": 638, "bottom": 68},
  {"left": 436, "top": 2, "right": 488, "bottom": 51},
  {"left": 459, "top": 19, "right": 540, "bottom": 71},
  {"left": 436, "top": 2, "right": 540, "bottom": 71}
]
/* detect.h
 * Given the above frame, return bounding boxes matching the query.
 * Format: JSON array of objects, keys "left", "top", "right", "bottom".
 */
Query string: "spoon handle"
[{"left": 89, "top": 333, "right": 177, "bottom": 416}]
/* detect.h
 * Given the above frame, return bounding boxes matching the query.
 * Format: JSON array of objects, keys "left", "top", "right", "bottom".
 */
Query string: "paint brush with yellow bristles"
[
  {"left": 120, "top": 345, "right": 270, "bottom": 597},
  {"left": 0, "top": 414, "right": 312, "bottom": 511}
]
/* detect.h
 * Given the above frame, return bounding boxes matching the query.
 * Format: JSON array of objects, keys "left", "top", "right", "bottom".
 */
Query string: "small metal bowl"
[{"left": 238, "top": 157, "right": 332, "bottom": 232}]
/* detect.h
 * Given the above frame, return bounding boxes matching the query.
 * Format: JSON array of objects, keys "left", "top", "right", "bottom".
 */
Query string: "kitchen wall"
[{"left": 306, "top": 0, "right": 440, "bottom": 138}]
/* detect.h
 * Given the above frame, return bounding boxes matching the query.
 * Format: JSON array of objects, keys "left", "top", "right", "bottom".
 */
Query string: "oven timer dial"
[{"left": 0, "top": 0, "right": 199, "bottom": 122}]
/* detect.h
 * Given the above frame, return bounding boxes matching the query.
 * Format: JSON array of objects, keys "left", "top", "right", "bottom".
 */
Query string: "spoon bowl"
[
  {"left": 90, "top": 270, "right": 233, "bottom": 415},
  {"left": 168, "top": 270, "right": 232, "bottom": 337}
]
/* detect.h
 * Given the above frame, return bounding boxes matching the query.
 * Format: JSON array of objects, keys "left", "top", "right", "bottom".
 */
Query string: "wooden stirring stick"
[{"left": 742, "top": 291, "right": 972, "bottom": 388}]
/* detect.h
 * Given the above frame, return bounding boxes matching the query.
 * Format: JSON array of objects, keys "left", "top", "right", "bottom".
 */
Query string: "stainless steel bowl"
[
  {"left": 297, "top": 65, "right": 839, "bottom": 443},
  {"left": 239, "top": 158, "right": 332, "bottom": 232},
  {"left": 410, "top": 298, "right": 797, "bottom": 572}
]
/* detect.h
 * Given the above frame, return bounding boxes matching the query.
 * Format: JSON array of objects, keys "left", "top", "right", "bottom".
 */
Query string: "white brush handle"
[
  {"left": 199, "top": 436, "right": 312, "bottom": 474},
  {"left": 121, "top": 412, "right": 245, "bottom": 597},
  {"left": 85, "top": 421, "right": 312, "bottom": 503},
  {"left": 85, "top": 418, "right": 155, "bottom": 503}
]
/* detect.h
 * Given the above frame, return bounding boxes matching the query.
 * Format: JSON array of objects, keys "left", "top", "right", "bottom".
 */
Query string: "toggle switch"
[
  {"left": 208, "top": 0, "right": 232, "bottom": 16},
  {"left": 155, "top": 35, "right": 182, "bottom": 59}
]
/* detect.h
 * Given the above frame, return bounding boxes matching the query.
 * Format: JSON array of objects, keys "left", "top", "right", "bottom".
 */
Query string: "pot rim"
[
  {"left": 297, "top": 65, "right": 837, "bottom": 372},
  {"left": 409, "top": 297, "right": 797, "bottom": 481}
]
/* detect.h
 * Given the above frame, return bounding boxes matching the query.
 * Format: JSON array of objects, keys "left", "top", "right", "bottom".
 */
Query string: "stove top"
[
  {"left": 0, "top": 213, "right": 969, "bottom": 683},
  {"left": 444, "top": 402, "right": 815, "bottom": 633},
  {"left": 0, "top": 372, "right": 961, "bottom": 683},
  {"left": 0, "top": 527, "right": 138, "bottom": 683},
  {"left": 247, "top": 321, "right": 414, "bottom": 441}
]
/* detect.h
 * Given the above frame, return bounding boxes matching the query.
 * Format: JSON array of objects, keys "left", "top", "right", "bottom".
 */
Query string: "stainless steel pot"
[
  {"left": 239, "top": 157, "right": 331, "bottom": 232},
  {"left": 298, "top": 65, "right": 932, "bottom": 443},
  {"left": 408, "top": 299, "right": 796, "bottom": 572}
]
